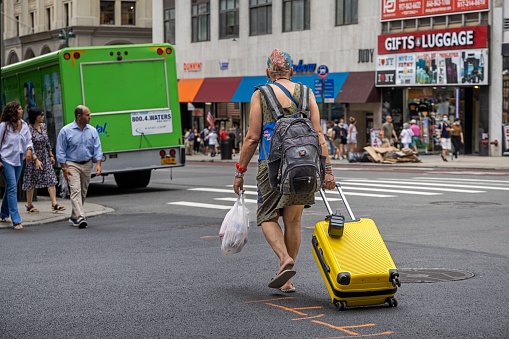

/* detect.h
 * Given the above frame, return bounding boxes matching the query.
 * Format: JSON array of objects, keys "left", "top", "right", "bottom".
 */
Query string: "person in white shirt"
[
  {"left": 400, "top": 122, "right": 414, "bottom": 149},
  {"left": 0, "top": 101, "right": 35, "bottom": 230},
  {"left": 205, "top": 128, "right": 218, "bottom": 157}
]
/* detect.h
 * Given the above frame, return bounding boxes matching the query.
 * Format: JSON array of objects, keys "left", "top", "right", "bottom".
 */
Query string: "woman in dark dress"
[{"left": 22, "top": 107, "right": 65, "bottom": 213}]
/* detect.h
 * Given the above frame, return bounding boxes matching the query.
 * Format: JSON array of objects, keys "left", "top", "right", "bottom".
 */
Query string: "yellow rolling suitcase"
[{"left": 312, "top": 183, "right": 401, "bottom": 310}]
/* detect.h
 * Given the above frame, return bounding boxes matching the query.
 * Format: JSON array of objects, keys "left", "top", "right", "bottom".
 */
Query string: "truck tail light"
[
  {"left": 159, "top": 150, "right": 166, "bottom": 157},
  {"left": 169, "top": 149, "right": 176, "bottom": 156},
  {"left": 64, "top": 53, "right": 71, "bottom": 60},
  {"left": 73, "top": 52, "right": 81, "bottom": 59}
]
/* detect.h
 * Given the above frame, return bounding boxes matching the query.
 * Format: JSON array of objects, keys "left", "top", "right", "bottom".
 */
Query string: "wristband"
[
  {"left": 235, "top": 163, "right": 247, "bottom": 173},
  {"left": 234, "top": 171, "right": 244, "bottom": 178}
]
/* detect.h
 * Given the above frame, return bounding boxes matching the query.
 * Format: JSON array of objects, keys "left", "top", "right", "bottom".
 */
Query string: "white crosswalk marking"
[
  {"left": 166, "top": 175, "right": 504, "bottom": 211},
  {"left": 352, "top": 179, "right": 509, "bottom": 191},
  {"left": 340, "top": 184, "right": 440, "bottom": 195},
  {"left": 411, "top": 177, "right": 509, "bottom": 185},
  {"left": 340, "top": 181, "right": 484, "bottom": 194},
  {"left": 167, "top": 201, "right": 232, "bottom": 209}
]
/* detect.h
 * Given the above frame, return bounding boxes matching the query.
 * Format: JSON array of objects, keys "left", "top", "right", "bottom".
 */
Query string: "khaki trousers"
[{"left": 67, "top": 160, "right": 93, "bottom": 220}]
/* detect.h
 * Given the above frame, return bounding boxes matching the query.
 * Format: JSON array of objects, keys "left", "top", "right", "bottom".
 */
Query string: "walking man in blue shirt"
[{"left": 56, "top": 105, "right": 102, "bottom": 228}]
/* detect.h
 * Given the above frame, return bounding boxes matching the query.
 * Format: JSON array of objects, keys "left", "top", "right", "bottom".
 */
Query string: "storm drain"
[{"left": 398, "top": 268, "right": 474, "bottom": 283}]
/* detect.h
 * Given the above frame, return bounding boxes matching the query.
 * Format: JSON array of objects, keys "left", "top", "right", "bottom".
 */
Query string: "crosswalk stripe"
[
  {"left": 411, "top": 177, "right": 509, "bottom": 185},
  {"left": 189, "top": 188, "right": 258, "bottom": 195},
  {"left": 340, "top": 185, "right": 440, "bottom": 195},
  {"left": 325, "top": 191, "right": 396, "bottom": 198},
  {"left": 215, "top": 197, "right": 258, "bottom": 204},
  {"left": 167, "top": 201, "right": 232, "bottom": 209},
  {"left": 352, "top": 179, "right": 509, "bottom": 191},
  {"left": 340, "top": 181, "right": 483, "bottom": 194}
]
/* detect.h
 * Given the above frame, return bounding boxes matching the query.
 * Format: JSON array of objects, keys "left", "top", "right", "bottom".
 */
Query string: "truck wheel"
[{"left": 114, "top": 170, "right": 151, "bottom": 189}]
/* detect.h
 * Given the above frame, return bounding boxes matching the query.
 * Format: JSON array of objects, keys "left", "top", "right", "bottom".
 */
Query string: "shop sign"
[
  {"left": 220, "top": 60, "right": 229, "bottom": 70},
  {"left": 504, "top": 125, "right": 509, "bottom": 154},
  {"left": 381, "top": 0, "right": 489, "bottom": 21},
  {"left": 377, "top": 55, "right": 396, "bottom": 70},
  {"left": 378, "top": 26, "right": 488, "bottom": 55},
  {"left": 376, "top": 48, "right": 488, "bottom": 87},
  {"left": 503, "top": 74, "right": 509, "bottom": 123},
  {"left": 358, "top": 49, "right": 374, "bottom": 63},
  {"left": 376, "top": 70, "right": 396, "bottom": 86},
  {"left": 292, "top": 60, "right": 317, "bottom": 72},
  {"left": 183, "top": 62, "right": 202, "bottom": 71}
]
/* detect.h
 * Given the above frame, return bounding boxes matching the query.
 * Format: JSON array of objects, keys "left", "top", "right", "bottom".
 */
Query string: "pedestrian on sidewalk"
[
  {"left": 381, "top": 115, "right": 398, "bottom": 147},
  {"left": 347, "top": 117, "right": 358, "bottom": 152},
  {"left": 0, "top": 101, "right": 35, "bottom": 230},
  {"left": 233, "top": 48, "right": 336, "bottom": 293},
  {"left": 205, "top": 128, "right": 218, "bottom": 157},
  {"left": 325, "top": 121, "right": 333, "bottom": 156},
  {"left": 438, "top": 115, "right": 452, "bottom": 162},
  {"left": 228, "top": 127, "right": 237, "bottom": 156},
  {"left": 56, "top": 105, "right": 103, "bottom": 229},
  {"left": 193, "top": 128, "right": 201, "bottom": 154},
  {"left": 409, "top": 119, "right": 421, "bottom": 154},
  {"left": 399, "top": 122, "right": 414, "bottom": 149},
  {"left": 201, "top": 126, "right": 210, "bottom": 155},
  {"left": 331, "top": 120, "right": 345, "bottom": 159},
  {"left": 450, "top": 118, "right": 464, "bottom": 162},
  {"left": 22, "top": 107, "right": 65, "bottom": 214}
]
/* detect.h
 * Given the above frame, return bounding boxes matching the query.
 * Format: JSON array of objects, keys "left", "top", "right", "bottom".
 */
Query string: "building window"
[
  {"left": 336, "top": 0, "right": 357, "bottom": 26},
  {"left": 250, "top": 0, "right": 272, "bottom": 36},
  {"left": 15, "top": 16, "right": 20, "bottom": 36},
  {"left": 100, "top": 1, "right": 115, "bottom": 25},
  {"left": 64, "top": 2, "right": 70, "bottom": 27},
  {"left": 30, "top": 12, "right": 35, "bottom": 33},
  {"left": 283, "top": 0, "right": 310, "bottom": 32},
  {"left": 164, "top": 10, "right": 175, "bottom": 44},
  {"left": 219, "top": 0, "right": 239, "bottom": 39},
  {"left": 46, "top": 8, "right": 52, "bottom": 30},
  {"left": 121, "top": 2, "right": 136, "bottom": 25},
  {"left": 192, "top": 0, "right": 210, "bottom": 42}
]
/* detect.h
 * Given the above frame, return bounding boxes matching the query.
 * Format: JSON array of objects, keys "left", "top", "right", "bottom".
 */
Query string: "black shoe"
[
  {"left": 69, "top": 218, "right": 79, "bottom": 227},
  {"left": 77, "top": 218, "right": 88, "bottom": 229}
]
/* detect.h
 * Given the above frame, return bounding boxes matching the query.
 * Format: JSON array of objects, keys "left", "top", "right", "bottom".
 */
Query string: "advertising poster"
[
  {"left": 459, "top": 49, "right": 487, "bottom": 85},
  {"left": 131, "top": 110, "right": 173, "bottom": 136},
  {"left": 396, "top": 54, "right": 415, "bottom": 85},
  {"left": 437, "top": 51, "right": 461, "bottom": 85},
  {"left": 415, "top": 52, "right": 437, "bottom": 85},
  {"left": 381, "top": 0, "right": 489, "bottom": 21}
]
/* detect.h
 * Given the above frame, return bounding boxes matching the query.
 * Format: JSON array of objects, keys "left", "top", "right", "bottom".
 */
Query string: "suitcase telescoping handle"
[{"left": 319, "top": 183, "right": 356, "bottom": 220}]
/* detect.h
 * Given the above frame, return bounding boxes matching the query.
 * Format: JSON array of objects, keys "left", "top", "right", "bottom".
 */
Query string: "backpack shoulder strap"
[
  {"left": 272, "top": 82, "right": 299, "bottom": 107},
  {"left": 297, "top": 83, "right": 310, "bottom": 119},
  {"left": 256, "top": 85, "right": 285, "bottom": 120}
]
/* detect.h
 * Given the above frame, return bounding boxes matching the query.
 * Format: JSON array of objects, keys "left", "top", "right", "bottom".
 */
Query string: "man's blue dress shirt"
[{"left": 56, "top": 121, "right": 103, "bottom": 164}]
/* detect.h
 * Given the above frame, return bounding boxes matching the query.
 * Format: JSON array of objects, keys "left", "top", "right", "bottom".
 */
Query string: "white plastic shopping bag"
[
  {"left": 220, "top": 193, "right": 249, "bottom": 255},
  {"left": 59, "top": 170, "right": 70, "bottom": 199}
]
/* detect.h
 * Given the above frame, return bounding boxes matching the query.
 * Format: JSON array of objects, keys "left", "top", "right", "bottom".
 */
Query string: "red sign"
[
  {"left": 183, "top": 62, "right": 202, "bottom": 71},
  {"left": 378, "top": 26, "right": 488, "bottom": 55},
  {"left": 381, "top": 0, "right": 489, "bottom": 21}
]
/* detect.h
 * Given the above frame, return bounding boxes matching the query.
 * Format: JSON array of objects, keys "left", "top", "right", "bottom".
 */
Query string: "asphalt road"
[{"left": 1, "top": 163, "right": 508, "bottom": 338}]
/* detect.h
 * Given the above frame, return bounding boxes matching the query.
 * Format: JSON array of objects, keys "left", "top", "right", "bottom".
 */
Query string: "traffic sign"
[{"left": 317, "top": 65, "right": 329, "bottom": 79}]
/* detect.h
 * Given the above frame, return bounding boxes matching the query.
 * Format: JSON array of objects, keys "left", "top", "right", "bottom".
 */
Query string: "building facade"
[
  {"left": 377, "top": 0, "right": 504, "bottom": 157},
  {"left": 155, "top": 0, "right": 382, "bottom": 152},
  {"left": 1, "top": 0, "right": 153, "bottom": 66},
  {"left": 153, "top": 0, "right": 506, "bottom": 156}
]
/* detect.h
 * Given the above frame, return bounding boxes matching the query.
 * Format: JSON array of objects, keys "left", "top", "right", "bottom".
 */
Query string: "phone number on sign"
[{"left": 132, "top": 113, "right": 172, "bottom": 122}]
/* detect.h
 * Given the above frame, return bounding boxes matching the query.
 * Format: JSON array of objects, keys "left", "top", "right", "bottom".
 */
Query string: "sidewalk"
[
  {"left": 186, "top": 152, "right": 509, "bottom": 171},
  {"left": 0, "top": 196, "right": 114, "bottom": 229}
]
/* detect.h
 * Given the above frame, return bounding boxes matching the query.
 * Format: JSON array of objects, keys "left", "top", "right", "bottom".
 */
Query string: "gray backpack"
[{"left": 258, "top": 83, "right": 325, "bottom": 195}]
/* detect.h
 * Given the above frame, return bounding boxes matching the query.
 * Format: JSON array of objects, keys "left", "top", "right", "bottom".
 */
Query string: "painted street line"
[
  {"left": 345, "top": 179, "right": 484, "bottom": 193},
  {"left": 352, "top": 179, "right": 509, "bottom": 191},
  {"left": 411, "top": 177, "right": 509, "bottom": 185},
  {"left": 166, "top": 201, "right": 232, "bottom": 209},
  {"left": 188, "top": 188, "right": 258, "bottom": 195},
  {"left": 323, "top": 190, "right": 397, "bottom": 198},
  {"left": 214, "top": 197, "right": 258, "bottom": 204},
  {"left": 340, "top": 185, "right": 441, "bottom": 195}
]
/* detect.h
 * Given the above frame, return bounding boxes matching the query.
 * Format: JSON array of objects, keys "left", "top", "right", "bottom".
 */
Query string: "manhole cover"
[
  {"left": 398, "top": 268, "right": 474, "bottom": 283},
  {"left": 430, "top": 201, "right": 501, "bottom": 206}
]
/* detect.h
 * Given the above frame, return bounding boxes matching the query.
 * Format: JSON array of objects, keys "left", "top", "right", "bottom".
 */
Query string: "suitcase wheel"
[
  {"left": 334, "top": 301, "right": 347, "bottom": 311},
  {"left": 385, "top": 297, "right": 398, "bottom": 307}
]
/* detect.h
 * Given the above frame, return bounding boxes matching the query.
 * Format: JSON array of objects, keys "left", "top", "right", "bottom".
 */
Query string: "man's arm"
[{"left": 92, "top": 131, "right": 103, "bottom": 176}]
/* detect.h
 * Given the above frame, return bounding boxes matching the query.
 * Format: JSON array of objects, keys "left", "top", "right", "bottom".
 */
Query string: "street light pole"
[{"left": 58, "top": 27, "right": 75, "bottom": 47}]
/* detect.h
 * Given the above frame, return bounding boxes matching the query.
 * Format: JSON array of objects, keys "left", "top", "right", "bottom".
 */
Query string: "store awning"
[
  {"left": 335, "top": 71, "right": 380, "bottom": 103},
  {"left": 178, "top": 78, "right": 204, "bottom": 102},
  {"left": 231, "top": 76, "right": 266, "bottom": 102},
  {"left": 193, "top": 77, "right": 243, "bottom": 102},
  {"left": 294, "top": 73, "right": 348, "bottom": 103}
]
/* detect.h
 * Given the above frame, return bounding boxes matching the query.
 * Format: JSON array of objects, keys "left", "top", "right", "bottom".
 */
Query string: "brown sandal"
[
  {"left": 26, "top": 205, "right": 40, "bottom": 213},
  {"left": 0, "top": 217, "right": 12, "bottom": 223},
  {"left": 52, "top": 204, "right": 66, "bottom": 212},
  {"left": 13, "top": 223, "right": 23, "bottom": 230}
]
